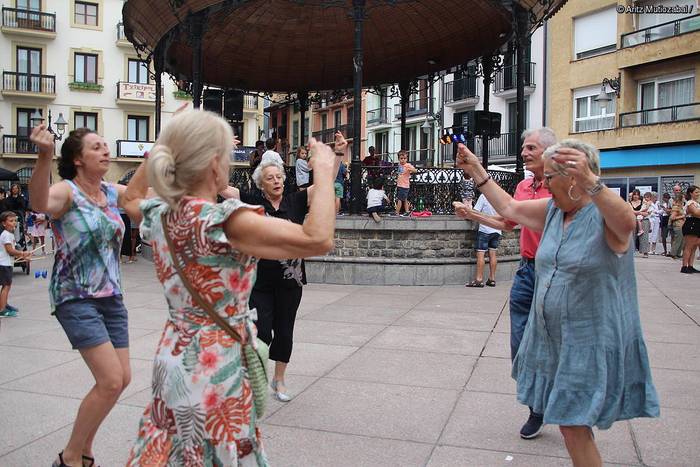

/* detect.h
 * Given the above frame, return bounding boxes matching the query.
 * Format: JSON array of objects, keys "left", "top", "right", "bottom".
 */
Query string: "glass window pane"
[
  {"left": 128, "top": 118, "right": 136, "bottom": 140},
  {"left": 75, "top": 54, "right": 85, "bottom": 82},
  {"left": 641, "top": 83, "right": 655, "bottom": 110},
  {"left": 86, "top": 56, "right": 96, "bottom": 83},
  {"left": 76, "top": 2, "right": 85, "bottom": 15},
  {"left": 87, "top": 114, "right": 97, "bottom": 131},
  {"left": 17, "top": 49, "right": 28, "bottom": 73},
  {"left": 30, "top": 50, "right": 40, "bottom": 74},
  {"left": 128, "top": 60, "right": 137, "bottom": 82},
  {"left": 138, "top": 118, "right": 148, "bottom": 140},
  {"left": 576, "top": 97, "right": 588, "bottom": 118},
  {"left": 658, "top": 77, "right": 694, "bottom": 108},
  {"left": 138, "top": 61, "right": 149, "bottom": 83}
]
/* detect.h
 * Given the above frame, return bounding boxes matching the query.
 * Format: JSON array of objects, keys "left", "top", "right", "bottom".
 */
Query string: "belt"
[{"left": 521, "top": 257, "right": 535, "bottom": 265}]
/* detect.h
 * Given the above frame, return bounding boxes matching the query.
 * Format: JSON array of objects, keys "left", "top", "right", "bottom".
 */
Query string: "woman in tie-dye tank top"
[{"left": 29, "top": 124, "right": 145, "bottom": 467}]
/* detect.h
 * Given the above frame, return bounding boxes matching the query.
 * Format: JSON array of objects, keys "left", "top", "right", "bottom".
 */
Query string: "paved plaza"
[{"left": 0, "top": 255, "right": 698, "bottom": 466}]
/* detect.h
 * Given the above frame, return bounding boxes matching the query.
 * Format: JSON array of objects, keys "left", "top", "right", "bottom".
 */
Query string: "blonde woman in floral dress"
[{"left": 124, "top": 110, "right": 336, "bottom": 466}]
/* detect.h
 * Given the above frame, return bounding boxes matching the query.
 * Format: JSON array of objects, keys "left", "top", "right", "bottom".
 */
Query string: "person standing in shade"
[
  {"left": 462, "top": 193, "right": 502, "bottom": 287},
  {"left": 454, "top": 127, "right": 555, "bottom": 439}
]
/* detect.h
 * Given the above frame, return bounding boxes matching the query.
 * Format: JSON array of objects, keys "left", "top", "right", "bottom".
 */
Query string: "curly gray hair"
[
  {"left": 543, "top": 138, "right": 601, "bottom": 177},
  {"left": 252, "top": 153, "right": 286, "bottom": 189}
]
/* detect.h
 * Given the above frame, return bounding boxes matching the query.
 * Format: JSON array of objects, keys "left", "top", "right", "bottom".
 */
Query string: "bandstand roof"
[{"left": 122, "top": 0, "right": 567, "bottom": 92}]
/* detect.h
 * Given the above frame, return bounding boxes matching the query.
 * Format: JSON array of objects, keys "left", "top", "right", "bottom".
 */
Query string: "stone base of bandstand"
[
  {"left": 306, "top": 215, "right": 521, "bottom": 286},
  {"left": 142, "top": 215, "right": 522, "bottom": 286}
]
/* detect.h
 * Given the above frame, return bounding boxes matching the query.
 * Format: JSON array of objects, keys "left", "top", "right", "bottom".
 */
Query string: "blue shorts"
[
  {"left": 476, "top": 231, "right": 501, "bottom": 251},
  {"left": 396, "top": 187, "right": 410, "bottom": 201},
  {"left": 54, "top": 295, "right": 129, "bottom": 349}
]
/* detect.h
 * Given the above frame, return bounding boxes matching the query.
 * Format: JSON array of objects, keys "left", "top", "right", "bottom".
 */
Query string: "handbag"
[{"left": 161, "top": 214, "right": 269, "bottom": 417}]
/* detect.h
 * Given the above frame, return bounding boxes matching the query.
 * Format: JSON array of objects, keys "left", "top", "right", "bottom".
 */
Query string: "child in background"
[
  {"left": 367, "top": 177, "right": 390, "bottom": 223},
  {"left": 0, "top": 211, "right": 31, "bottom": 317},
  {"left": 335, "top": 161, "right": 348, "bottom": 215},
  {"left": 295, "top": 146, "right": 311, "bottom": 190},
  {"left": 28, "top": 211, "right": 48, "bottom": 255},
  {"left": 395, "top": 149, "right": 417, "bottom": 216}
]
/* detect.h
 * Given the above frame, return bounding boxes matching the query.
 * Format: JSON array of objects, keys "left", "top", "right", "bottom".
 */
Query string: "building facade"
[
  {"left": 0, "top": 0, "right": 263, "bottom": 185},
  {"left": 547, "top": 0, "right": 699, "bottom": 196}
]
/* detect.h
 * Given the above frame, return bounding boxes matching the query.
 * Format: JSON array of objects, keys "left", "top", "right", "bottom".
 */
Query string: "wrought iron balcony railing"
[
  {"left": 2, "top": 135, "right": 36, "bottom": 154},
  {"left": 366, "top": 107, "right": 390, "bottom": 126},
  {"left": 620, "top": 102, "right": 700, "bottom": 127},
  {"left": 1, "top": 7, "right": 55, "bottom": 32},
  {"left": 493, "top": 62, "right": 536, "bottom": 93},
  {"left": 2, "top": 71, "right": 55, "bottom": 94},
  {"left": 311, "top": 124, "right": 354, "bottom": 144},
  {"left": 394, "top": 98, "right": 434, "bottom": 119},
  {"left": 444, "top": 77, "right": 478, "bottom": 103},
  {"left": 244, "top": 94, "right": 258, "bottom": 109},
  {"left": 621, "top": 14, "right": 700, "bottom": 48}
]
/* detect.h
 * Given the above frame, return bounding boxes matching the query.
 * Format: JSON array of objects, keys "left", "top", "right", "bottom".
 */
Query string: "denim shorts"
[
  {"left": 54, "top": 295, "right": 129, "bottom": 349},
  {"left": 476, "top": 231, "right": 501, "bottom": 251},
  {"left": 0, "top": 265, "right": 12, "bottom": 286},
  {"left": 396, "top": 187, "right": 410, "bottom": 201}
]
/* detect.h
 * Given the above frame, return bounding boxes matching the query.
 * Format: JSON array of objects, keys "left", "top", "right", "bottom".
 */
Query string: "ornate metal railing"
[
  {"left": 1, "top": 7, "right": 55, "bottom": 32},
  {"left": 621, "top": 14, "right": 700, "bottom": 48},
  {"left": 366, "top": 107, "right": 390, "bottom": 126},
  {"left": 394, "top": 98, "right": 434, "bottom": 119},
  {"left": 619, "top": 102, "right": 700, "bottom": 127},
  {"left": 493, "top": 62, "right": 536, "bottom": 93},
  {"left": 311, "top": 123, "right": 354, "bottom": 143},
  {"left": 228, "top": 165, "right": 518, "bottom": 215},
  {"left": 2, "top": 71, "right": 56, "bottom": 94},
  {"left": 444, "top": 77, "right": 478, "bottom": 103},
  {"left": 2, "top": 135, "right": 36, "bottom": 154}
]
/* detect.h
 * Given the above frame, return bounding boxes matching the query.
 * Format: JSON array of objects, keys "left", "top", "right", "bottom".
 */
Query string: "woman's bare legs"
[
  {"left": 560, "top": 426, "right": 602, "bottom": 467},
  {"left": 57, "top": 343, "right": 131, "bottom": 466}
]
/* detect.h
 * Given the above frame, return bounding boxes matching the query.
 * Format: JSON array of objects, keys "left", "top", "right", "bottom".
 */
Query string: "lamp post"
[
  {"left": 593, "top": 74, "right": 621, "bottom": 103},
  {"left": 30, "top": 108, "right": 67, "bottom": 141}
]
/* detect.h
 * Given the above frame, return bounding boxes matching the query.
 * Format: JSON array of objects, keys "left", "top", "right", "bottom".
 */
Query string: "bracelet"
[
  {"left": 586, "top": 177, "right": 606, "bottom": 196},
  {"left": 475, "top": 174, "right": 491, "bottom": 189},
  {"left": 334, "top": 151, "right": 344, "bottom": 156}
]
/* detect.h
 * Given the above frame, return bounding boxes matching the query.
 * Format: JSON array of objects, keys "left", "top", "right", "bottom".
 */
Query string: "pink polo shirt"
[{"left": 508, "top": 177, "right": 551, "bottom": 259}]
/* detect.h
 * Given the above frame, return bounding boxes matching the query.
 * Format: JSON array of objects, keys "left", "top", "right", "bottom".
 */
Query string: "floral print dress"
[{"left": 127, "top": 197, "right": 269, "bottom": 467}]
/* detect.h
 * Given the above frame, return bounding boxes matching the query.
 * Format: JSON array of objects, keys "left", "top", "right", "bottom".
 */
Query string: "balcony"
[
  {"left": 116, "top": 22, "right": 132, "bottom": 48},
  {"left": 403, "top": 148, "right": 434, "bottom": 166},
  {"left": 366, "top": 107, "right": 391, "bottom": 127},
  {"left": 2, "top": 71, "right": 56, "bottom": 98},
  {"left": 443, "top": 77, "right": 479, "bottom": 106},
  {"left": 2, "top": 135, "right": 36, "bottom": 155},
  {"left": 620, "top": 102, "right": 700, "bottom": 128},
  {"left": 116, "top": 140, "right": 154, "bottom": 158},
  {"left": 311, "top": 124, "right": 354, "bottom": 144},
  {"left": 493, "top": 63, "right": 536, "bottom": 98},
  {"left": 622, "top": 14, "right": 700, "bottom": 48},
  {"left": 394, "top": 98, "right": 434, "bottom": 120},
  {"left": 574, "top": 115, "right": 615, "bottom": 133},
  {"left": 475, "top": 132, "right": 519, "bottom": 164},
  {"left": 116, "top": 81, "right": 164, "bottom": 106},
  {"left": 244, "top": 94, "right": 258, "bottom": 111},
  {"left": 1, "top": 7, "right": 56, "bottom": 38}
]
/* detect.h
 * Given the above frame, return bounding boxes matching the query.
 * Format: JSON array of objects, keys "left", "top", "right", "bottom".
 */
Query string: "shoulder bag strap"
[{"left": 161, "top": 212, "right": 244, "bottom": 344}]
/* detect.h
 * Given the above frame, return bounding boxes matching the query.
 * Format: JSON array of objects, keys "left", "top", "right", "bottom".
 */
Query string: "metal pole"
[
  {"left": 154, "top": 45, "right": 164, "bottom": 138},
  {"left": 349, "top": 0, "right": 365, "bottom": 215},
  {"left": 298, "top": 91, "right": 308, "bottom": 148},
  {"left": 189, "top": 12, "right": 205, "bottom": 109},
  {"left": 399, "top": 80, "right": 410, "bottom": 151},
  {"left": 514, "top": 4, "right": 528, "bottom": 181},
  {"left": 481, "top": 55, "right": 493, "bottom": 168}
]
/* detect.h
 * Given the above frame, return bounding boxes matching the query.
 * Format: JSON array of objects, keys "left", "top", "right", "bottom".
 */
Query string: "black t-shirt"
[
  {"left": 240, "top": 189, "right": 309, "bottom": 289},
  {"left": 5, "top": 195, "right": 26, "bottom": 218}
]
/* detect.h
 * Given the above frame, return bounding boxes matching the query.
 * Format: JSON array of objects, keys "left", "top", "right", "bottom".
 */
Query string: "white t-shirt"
[
  {"left": 296, "top": 159, "right": 310, "bottom": 185},
  {"left": 474, "top": 194, "right": 501, "bottom": 235},
  {"left": 367, "top": 189, "right": 386, "bottom": 208},
  {"left": 0, "top": 230, "right": 15, "bottom": 266}
]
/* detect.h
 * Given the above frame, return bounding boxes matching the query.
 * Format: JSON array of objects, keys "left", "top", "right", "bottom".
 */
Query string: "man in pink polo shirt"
[{"left": 455, "top": 127, "right": 555, "bottom": 439}]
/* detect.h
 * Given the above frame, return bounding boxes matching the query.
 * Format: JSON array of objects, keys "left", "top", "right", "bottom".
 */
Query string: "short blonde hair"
[
  {"left": 543, "top": 138, "right": 601, "bottom": 177},
  {"left": 147, "top": 110, "right": 232, "bottom": 207}
]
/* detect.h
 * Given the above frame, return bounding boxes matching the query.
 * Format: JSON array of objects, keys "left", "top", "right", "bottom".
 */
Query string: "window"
[
  {"left": 573, "top": 86, "right": 616, "bottom": 132},
  {"left": 74, "top": 53, "right": 97, "bottom": 83},
  {"left": 292, "top": 120, "right": 299, "bottom": 147},
  {"left": 334, "top": 110, "right": 342, "bottom": 128},
  {"left": 16, "top": 47, "right": 41, "bottom": 92},
  {"left": 18, "top": 0, "right": 41, "bottom": 10},
  {"left": 637, "top": 0, "right": 695, "bottom": 29},
  {"left": 74, "top": 112, "right": 97, "bottom": 132},
  {"left": 127, "top": 59, "right": 149, "bottom": 84},
  {"left": 320, "top": 113, "right": 327, "bottom": 131},
  {"left": 17, "top": 108, "right": 41, "bottom": 153},
  {"left": 638, "top": 73, "right": 695, "bottom": 123},
  {"left": 127, "top": 115, "right": 149, "bottom": 141},
  {"left": 574, "top": 7, "right": 617, "bottom": 59},
  {"left": 507, "top": 99, "right": 529, "bottom": 132},
  {"left": 375, "top": 131, "right": 388, "bottom": 156},
  {"left": 303, "top": 117, "right": 309, "bottom": 142},
  {"left": 74, "top": 1, "right": 98, "bottom": 26}
]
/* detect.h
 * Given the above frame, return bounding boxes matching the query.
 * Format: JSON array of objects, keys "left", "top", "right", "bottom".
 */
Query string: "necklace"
[{"left": 74, "top": 179, "right": 106, "bottom": 208}]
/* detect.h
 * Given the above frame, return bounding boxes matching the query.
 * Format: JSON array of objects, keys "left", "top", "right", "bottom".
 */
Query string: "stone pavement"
[{"left": 0, "top": 255, "right": 698, "bottom": 466}]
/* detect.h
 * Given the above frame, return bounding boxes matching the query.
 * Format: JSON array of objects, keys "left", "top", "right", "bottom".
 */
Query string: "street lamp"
[
  {"left": 30, "top": 109, "right": 67, "bottom": 141},
  {"left": 594, "top": 74, "right": 621, "bottom": 103}
]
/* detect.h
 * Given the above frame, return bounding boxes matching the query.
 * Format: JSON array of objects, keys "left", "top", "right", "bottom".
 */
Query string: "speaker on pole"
[
  {"left": 202, "top": 89, "right": 223, "bottom": 115},
  {"left": 224, "top": 90, "right": 244, "bottom": 121}
]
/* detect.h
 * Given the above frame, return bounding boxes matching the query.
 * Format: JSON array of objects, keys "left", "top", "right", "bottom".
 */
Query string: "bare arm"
[
  {"left": 226, "top": 137, "right": 336, "bottom": 259},
  {"left": 307, "top": 131, "right": 346, "bottom": 203},
  {"left": 455, "top": 144, "right": 549, "bottom": 232},
  {"left": 120, "top": 158, "right": 149, "bottom": 224},
  {"left": 453, "top": 201, "right": 514, "bottom": 231},
  {"left": 219, "top": 185, "right": 241, "bottom": 200},
  {"left": 687, "top": 202, "right": 700, "bottom": 218},
  {"left": 4, "top": 243, "right": 31, "bottom": 259},
  {"left": 28, "top": 124, "right": 72, "bottom": 219}
]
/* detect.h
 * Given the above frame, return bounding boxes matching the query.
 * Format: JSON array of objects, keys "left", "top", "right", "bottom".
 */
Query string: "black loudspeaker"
[
  {"left": 224, "top": 90, "right": 244, "bottom": 121},
  {"left": 202, "top": 89, "right": 223, "bottom": 115},
  {"left": 474, "top": 111, "right": 501, "bottom": 138}
]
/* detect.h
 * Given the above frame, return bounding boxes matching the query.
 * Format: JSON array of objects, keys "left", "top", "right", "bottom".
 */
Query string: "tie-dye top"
[{"left": 49, "top": 180, "right": 124, "bottom": 309}]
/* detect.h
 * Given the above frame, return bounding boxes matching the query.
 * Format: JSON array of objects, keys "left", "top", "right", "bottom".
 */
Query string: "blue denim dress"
[{"left": 512, "top": 200, "right": 659, "bottom": 429}]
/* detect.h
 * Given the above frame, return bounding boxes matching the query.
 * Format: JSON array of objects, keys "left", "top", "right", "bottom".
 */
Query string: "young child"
[
  {"left": 395, "top": 149, "right": 417, "bottom": 216},
  {"left": 367, "top": 177, "right": 390, "bottom": 223},
  {"left": 0, "top": 211, "right": 31, "bottom": 317}
]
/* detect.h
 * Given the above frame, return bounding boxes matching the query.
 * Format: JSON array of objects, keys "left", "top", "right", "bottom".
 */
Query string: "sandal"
[
  {"left": 52, "top": 451, "right": 75, "bottom": 467},
  {"left": 465, "top": 280, "right": 484, "bottom": 288},
  {"left": 485, "top": 279, "right": 496, "bottom": 287},
  {"left": 82, "top": 455, "right": 96, "bottom": 467}
]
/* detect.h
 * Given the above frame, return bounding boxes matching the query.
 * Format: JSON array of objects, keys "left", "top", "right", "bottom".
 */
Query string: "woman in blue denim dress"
[{"left": 456, "top": 139, "right": 659, "bottom": 467}]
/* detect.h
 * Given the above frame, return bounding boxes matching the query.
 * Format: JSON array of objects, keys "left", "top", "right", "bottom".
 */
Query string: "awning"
[{"left": 600, "top": 143, "right": 700, "bottom": 169}]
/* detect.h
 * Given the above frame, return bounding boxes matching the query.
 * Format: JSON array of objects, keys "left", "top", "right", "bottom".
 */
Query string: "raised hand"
[
  {"left": 455, "top": 143, "right": 480, "bottom": 173},
  {"left": 552, "top": 147, "right": 597, "bottom": 190},
  {"left": 334, "top": 131, "right": 348, "bottom": 154},
  {"left": 29, "top": 124, "right": 54, "bottom": 157},
  {"left": 307, "top": 137, "right": 335, "bottom": 176},
  {"left": 453, "top": 201, "right": 476, "bottom": 220}
]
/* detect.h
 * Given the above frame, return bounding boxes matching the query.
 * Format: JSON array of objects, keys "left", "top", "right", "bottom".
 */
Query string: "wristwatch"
[{"left": 586, "top": 177, "right": 605, "bottom": 196}]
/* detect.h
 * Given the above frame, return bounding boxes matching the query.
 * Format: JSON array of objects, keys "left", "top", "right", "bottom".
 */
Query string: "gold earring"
[{"left": 568, "top": 185, "right": 581, "bottom": 201}]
